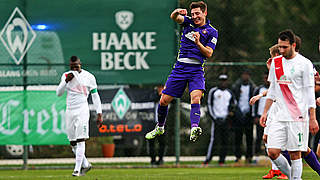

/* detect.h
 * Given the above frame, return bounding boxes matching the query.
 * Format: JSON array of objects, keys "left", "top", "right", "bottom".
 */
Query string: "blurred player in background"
[
  {"left": 260, "top": 30, "right": 319, "bottom": 179},
  {"left": 252, "top": 71, "right": 269, "bottom": 155},
  {"left": 203, "top": 74, "right": 236, "bottom": 165},
  {"left": 232, "top": 69, "right": 256, "bottom": 163},
  {"left": 145, "top": 1, "right": 218, "bottom": 142},
  {"left": 56, "top": 56, "right": 103, "bottom": 176},
  {"left": 147, "top": 85, "right": 166, "bottom": 166},
  {"left": 251, "top": 44, "right": 287, "bottom": 179}
]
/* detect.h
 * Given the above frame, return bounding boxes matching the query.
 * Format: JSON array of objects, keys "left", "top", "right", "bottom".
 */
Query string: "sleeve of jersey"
[
  {"left": 56, "top": 74, "right": 67, "bottom": 96},
  {"left": 304, "top": 61, "right": 316, "bottom": 108},
  {"left": 306, "top": 86, "right": 316, "bottom": 108},
  {"left": 303, "top": 61, "right": 315, "bottom": 87},
  {"left": 266, "top": 64, "right": 275, "bottom": 99},
  {"left": 181, "top": 16, "right": 193, "bottom": 26},
  {"left": 91, "top": 91, "right": 102, "bottom": 114},
  {"left": 205, "top": 30, "right": 218, "bottom": 51},
  {"left": 266, "top": 82, "right": 276, "bottom": 101},
  {"left": 89, "top": 74, "right": 98, "bottom": 91},
  {"left": 266, "top": 61, "right": 276, "bottom": 99},
  {"left": 267, "top": 60, "right": 275, "bottom": 83}
]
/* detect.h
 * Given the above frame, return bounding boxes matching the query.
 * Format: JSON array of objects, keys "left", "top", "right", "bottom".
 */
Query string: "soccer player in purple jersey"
[{"left": 145, "top": 1, "right": 218, "bottom": 142}]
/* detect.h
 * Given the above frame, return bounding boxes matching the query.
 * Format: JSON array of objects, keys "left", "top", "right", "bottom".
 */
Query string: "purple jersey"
[{"left": 178, "top": 16, "right": 218, "bottom": 64}]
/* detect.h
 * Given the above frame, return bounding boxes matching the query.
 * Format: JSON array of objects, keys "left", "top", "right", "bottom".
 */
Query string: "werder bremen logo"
[
  {"left": 115, "top": 10, "right": 134, "bottom": 31},
  {"left": 0, "top": 7, "right": 36, "bottom": 65},
  {"left": 111, "top": 88, "right": 131, "bottom": 119}
]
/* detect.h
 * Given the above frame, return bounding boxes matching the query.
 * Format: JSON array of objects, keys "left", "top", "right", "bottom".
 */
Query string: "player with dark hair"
[
  {"left": 145, "top": 1, "right": 218, "bottom": 142},
  {"left": 252, "top": 37, "right": 320, "bottom": 178},
  {"left": 260, "top": 29, "right": 319, "bottom": 179},
  {"left": 56, "top": 56, "right": 103, "bottom": 176}
]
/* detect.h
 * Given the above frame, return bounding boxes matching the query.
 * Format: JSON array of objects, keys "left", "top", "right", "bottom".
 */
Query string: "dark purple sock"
[
  {"left": 281, "top": 150, "right": 291, "bottom": 166},
  {"left": 304, "top": 149, "right": 320, "bottom": 176},
  {"left": 157, "top": 104, "right": 168, "bottom": 127},
  {"left": 190, "top": 104, "right": 200, "bottom": 128}
]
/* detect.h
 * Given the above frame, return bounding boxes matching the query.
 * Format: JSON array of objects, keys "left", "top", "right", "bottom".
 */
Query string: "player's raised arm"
[{"left": 170, "top": 8, "right": 187, "bottom": 24}]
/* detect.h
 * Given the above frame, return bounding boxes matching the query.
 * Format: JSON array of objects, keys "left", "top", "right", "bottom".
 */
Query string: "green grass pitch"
[{"left": 0, "top": 166, "right": 319, "bottom": 180}]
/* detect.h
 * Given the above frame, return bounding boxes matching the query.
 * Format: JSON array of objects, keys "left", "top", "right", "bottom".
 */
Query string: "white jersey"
[
  {"left": 267, "top": 54, "right": 314, "bottom": 122},
  {"left": 207, "top": 87, "right": 234, "bottom": 119},
  {"left": 59, "top": 69, "right": 97, "bottom": 109}
]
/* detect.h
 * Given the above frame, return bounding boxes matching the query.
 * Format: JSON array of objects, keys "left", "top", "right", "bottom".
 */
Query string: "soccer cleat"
[
  {"left": 80, "top": 163, "right": 92, "bottom": 176},
  {"left": 72, "top": 171, "right": 81, "bottom": 176},
  {"left": 201, "top": 161, "right": 208, "bottom": 167},
  {"left": 262, "top": 170, "right": 276, "bottom": 179},
  {"left": 273, "top": 170, "right": 282, "bottom": 176},
  {"left": 190, "top": 127, "right": 202, "bottom": 142},
  {"left": 145, "top": 125, "right": 164, "bottom": 140},
  {"left": 277, "top": 173, "right": 288, "bottom": 179}
]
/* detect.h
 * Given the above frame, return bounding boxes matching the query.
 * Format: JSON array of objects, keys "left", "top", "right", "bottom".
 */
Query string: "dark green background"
[{"left": 0, "top": 0, "right": 177, "bottom": 85}]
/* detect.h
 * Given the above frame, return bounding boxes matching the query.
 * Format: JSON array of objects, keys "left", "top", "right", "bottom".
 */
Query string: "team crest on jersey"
[
  {"left": 290, "top": 66, "right": 295, "bottom": 74},
  {"left": 277, "top": 75, "right": 292, "bottom": 84},
  {"left": 202, "top": 29, "right": 207, "bottom": 34},
  {"left": 185, "top": 31, "right": 195, "bottom": 42},
  {"left": 211, "top": 37, "right": 217, "bottom": 45}
]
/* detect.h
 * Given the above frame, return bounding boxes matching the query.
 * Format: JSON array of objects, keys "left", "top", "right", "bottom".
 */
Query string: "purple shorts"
[{"left": 162, "top": 61, "right": 205, "bottom": 98}]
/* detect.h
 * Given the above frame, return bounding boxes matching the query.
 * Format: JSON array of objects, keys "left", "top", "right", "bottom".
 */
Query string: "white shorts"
[
  {"left": 267, "top": 120, "right": 309, "bottom": 152},
  {"left": 263, "top": 117, "right": 271, "bottom": 135},
  {"left": 66, "top": 104, "right": 90, "bottom": 141}
]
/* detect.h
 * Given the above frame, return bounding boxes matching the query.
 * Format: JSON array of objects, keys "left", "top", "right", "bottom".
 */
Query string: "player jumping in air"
[{"left": 145, "top": 1, "right": 218, "bottom": 142}]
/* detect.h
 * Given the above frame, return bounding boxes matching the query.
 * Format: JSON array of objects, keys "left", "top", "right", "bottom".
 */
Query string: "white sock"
[
  {"left": 74, "top": 141, "right": 85, "bottom": 172},
  {"left": 291, "top": 159, "right": 302, "bottom": 180},
  {"left": 82, "top": 155, "right": 89, "bottom": 168},
  {"left": 71, "top": 145, "right": 77, "bottom": 155},
  {"left": 71, "top": 145, "right": 89, "bottom": 168},
  {"left": 272, "top": 154, "right": 291, "bottom": 179},
  {"left": 271, "top": 160, "right": 279, "bottom": 170}
]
